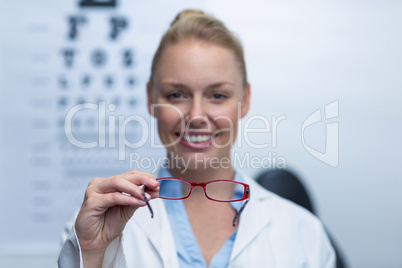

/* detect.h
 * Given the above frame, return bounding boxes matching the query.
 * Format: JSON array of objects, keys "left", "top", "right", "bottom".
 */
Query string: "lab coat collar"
[
  {"left": 229, "top": 171, "right": 274, "bottom": 261},
  {"left": 133, "top": 197, "right": 179, "bottom": 267}
]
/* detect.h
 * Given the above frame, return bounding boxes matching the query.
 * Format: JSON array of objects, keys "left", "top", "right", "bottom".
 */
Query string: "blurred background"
[{"left": 0, "top": 0, "right": 401, "bottom": 267}]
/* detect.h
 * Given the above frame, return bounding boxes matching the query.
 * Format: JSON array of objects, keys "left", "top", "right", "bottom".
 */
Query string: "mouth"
[
  {"left": 183, "top": 134, "right": 213, "bottom": 143},
  {"left": 175, "top": 132, "right": 216, "bottom": 149}
]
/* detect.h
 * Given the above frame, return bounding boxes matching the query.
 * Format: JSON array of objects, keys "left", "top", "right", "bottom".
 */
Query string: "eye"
[
  {"left": 168, "top": 92, "right": 182, "bottom": 99},
  {"left": 213, "top": 93, "right": 225, "bottom": 99}
]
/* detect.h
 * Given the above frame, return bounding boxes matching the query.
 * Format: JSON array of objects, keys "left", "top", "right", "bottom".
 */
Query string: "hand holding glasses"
[{"left": 142, "top": 177, "right": 250, "bottom": 227}]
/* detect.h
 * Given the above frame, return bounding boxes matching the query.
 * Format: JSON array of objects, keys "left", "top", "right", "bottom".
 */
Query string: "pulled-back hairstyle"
[{"left": 149, "top": 9, "right": 248, "bottom": 87}]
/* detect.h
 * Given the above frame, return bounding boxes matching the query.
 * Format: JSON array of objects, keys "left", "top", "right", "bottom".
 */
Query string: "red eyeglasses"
[{"left": 143, "top": 177, "right": 250, "bottom": 227}]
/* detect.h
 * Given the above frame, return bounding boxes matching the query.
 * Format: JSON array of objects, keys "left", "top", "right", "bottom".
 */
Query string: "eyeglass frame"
[{"left": 142, "top": 177, "right": 250, "bottom": 227}]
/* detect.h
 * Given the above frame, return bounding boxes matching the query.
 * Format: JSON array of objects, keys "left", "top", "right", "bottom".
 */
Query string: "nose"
[{"left": 185, "top": 96, "right": 208, "bottom": 127}]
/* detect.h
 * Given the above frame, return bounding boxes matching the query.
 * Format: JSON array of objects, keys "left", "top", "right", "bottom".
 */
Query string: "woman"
[{"left": 58, "top": 9, "right": 335, "bottom": 268}]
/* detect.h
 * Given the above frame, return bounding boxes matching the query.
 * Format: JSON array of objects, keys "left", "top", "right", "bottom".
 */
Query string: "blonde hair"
[{"left": 149, "top": 9, "right": 248, "bottom": 87}]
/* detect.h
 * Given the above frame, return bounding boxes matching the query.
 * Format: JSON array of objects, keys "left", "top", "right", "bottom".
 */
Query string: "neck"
[{"left": 167, "top": 158, "right": 235, "bottom": 182}]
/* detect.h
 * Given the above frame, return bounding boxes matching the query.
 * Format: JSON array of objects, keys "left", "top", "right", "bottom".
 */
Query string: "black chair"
[{"left": 256, "top": 169, "right": 347, "bottom": 268}]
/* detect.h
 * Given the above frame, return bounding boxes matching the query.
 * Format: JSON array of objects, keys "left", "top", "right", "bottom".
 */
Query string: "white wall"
[{"left": 211, "top": 1, "right": 402, "bottom": 267}]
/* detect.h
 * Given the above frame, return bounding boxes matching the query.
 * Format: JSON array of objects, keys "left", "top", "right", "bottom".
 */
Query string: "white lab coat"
[{"left": 57, "top": 173, "right": 336, "bottom": 268}]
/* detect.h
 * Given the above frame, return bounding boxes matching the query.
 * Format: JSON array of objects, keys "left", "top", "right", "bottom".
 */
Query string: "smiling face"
[{"left": 148, "top": 40, "right": 250, "bottom": 171}]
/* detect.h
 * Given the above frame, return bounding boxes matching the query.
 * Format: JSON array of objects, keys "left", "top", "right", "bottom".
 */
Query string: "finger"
[
  {"left": 124, "top": 169, "right": 154, "bottom": 178},
  {"left": 147, "top": 186, "right": 160, "bottom": 192},
  {"left": 96, "top": 176, "right": 146, "bottom": 201},
  {"left": 95, "top": 192, "right": 147, "bottom": 209},
  {"left": 120, "top": 173, "right": 159, "bottom": 189},
  {"left": 122, "top": 170, "right": 156, "bottom": 181},
  {"left": 145, "top": 189, "right": 159, "bottom": 199}
]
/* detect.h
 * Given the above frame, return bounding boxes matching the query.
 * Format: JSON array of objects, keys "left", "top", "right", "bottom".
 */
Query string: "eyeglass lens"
[
  {"left": 158, "top": 179, "right": 191, "bottom": 199},
  {"left": 205, "top": 181, "right": 238, "bottom": 201}
]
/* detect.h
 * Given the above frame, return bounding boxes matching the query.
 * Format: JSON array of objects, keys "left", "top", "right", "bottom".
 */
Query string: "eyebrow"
[{"left": 161, "top": 81, "right": 234, "bottom": 90}]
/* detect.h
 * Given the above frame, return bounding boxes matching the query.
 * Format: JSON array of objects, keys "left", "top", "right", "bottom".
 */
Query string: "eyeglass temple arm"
[
  {"left": 232, "top": 199, "right": 249, "bottom": 227},
  {"left": 142, "top": 187, "right": 154, "bottom": 218},
  {"left": 232, "top": 185, "right": 250, "bottom": 227}
]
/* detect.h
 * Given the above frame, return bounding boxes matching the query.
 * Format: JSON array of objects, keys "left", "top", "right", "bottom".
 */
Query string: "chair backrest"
[{"left": 256, "top": 169, "right": 316, "bottom": 214}]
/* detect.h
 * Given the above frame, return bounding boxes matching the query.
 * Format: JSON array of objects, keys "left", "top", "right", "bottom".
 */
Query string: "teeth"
[{"left": 184, "top": 135, "right": 211, "bottom": 143}]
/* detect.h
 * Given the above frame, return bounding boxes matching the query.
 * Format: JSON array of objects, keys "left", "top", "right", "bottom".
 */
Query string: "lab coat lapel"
[
  {"left": 134, "top": 198, "right": 179, "bottom": 267},
  {"left": 230, "top": 176, "right": 273, "bottom": 261}
]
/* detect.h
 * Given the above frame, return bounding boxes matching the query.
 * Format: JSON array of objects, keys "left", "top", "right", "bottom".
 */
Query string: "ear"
[
  {"left": 240, "top": 83, "right": 250, "bottom": 118},
  {"left": 147, "top": 82, "right": 156, "bottom": 117}
]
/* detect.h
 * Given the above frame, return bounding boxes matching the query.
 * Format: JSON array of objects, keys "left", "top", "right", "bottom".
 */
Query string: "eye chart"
[{"left": 0, "top": 0, "right": 206, "bottom": 255}]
